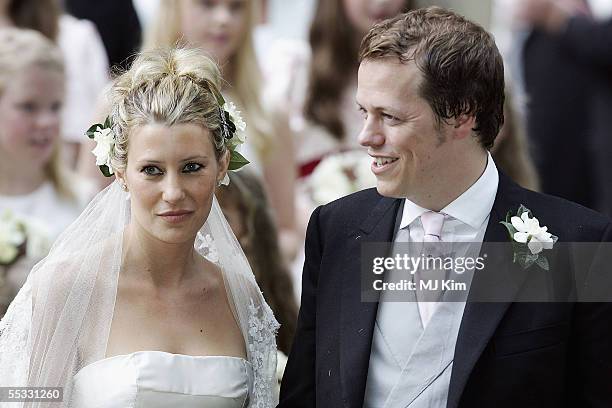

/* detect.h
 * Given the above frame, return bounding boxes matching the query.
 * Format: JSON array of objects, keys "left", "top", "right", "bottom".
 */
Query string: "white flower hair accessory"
[
  {"left": 222, "top": 102, "right": 247, "bottom": 149},
  {"left": 86, "top": 117, "right": 115, "bottom": 177},
  {"left": 501, "top": 204, "right": 558, "bottom": 271},
  {"left": 218, "top": 99, "right": 249, "bottom": 186}
]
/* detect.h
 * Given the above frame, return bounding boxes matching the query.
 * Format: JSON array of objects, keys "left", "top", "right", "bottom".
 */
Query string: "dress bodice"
[{"left": 72, "top": 351, "right": 253, "bottom": 407}]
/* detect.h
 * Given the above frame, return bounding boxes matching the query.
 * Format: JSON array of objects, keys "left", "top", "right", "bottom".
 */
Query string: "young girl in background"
[
  {"left": 0, "top": 28, "right": 93, "bottom": 315},
  {"left": 0, "top": 0, "right": 109, "bottom": 167}
]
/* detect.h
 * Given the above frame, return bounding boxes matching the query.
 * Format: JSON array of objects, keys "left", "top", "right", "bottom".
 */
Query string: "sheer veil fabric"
[{"left": 0, "top": 181, "right": 279, "bottom": 407}]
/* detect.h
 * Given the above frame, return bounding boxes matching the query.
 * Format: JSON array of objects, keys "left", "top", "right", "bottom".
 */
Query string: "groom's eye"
[
  {"left": 382, "top": 112, "right": 400, "bottom": 124},
  {"left": 141, "top": 165, "right": 163, "bottom": 176}
]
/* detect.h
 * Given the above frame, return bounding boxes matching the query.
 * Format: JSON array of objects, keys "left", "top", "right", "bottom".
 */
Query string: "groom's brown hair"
[{"left": 360, "top": 7, "right": 505, "bottom": 149}]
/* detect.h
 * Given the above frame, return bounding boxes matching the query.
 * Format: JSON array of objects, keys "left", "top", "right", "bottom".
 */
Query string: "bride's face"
[{"left": 118, "top": 123, "right": 229, "bottom": 245}]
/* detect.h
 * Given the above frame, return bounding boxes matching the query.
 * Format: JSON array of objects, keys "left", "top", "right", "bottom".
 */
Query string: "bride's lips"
[
  {"left": 370, "top": 155, "right": 399, "bottom": 176},
  {"left": 158, "top": 210, "right": 194, "bottom": 224}
]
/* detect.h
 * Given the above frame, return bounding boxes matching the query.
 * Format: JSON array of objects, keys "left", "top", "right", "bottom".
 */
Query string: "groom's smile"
[{"left": 371, "top": 155, "right": 399, "bottom": 175}]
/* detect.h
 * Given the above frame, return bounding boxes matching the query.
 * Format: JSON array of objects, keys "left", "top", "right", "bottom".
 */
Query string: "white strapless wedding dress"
[{"left": 72, "top": 351, "right": 253, "bottom": 407}]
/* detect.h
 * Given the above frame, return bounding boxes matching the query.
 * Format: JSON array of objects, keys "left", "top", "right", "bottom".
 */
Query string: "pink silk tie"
[
  {"left": 416, "top": 211, "right": 446, "bottom": 325},
  {"left": 420, "top": 211, "right": 445, "bottom": 242}
]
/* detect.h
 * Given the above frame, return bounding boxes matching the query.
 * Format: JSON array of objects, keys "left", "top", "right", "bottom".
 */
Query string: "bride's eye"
[
  {"left": 183, "top": 162, "right": 203, "bottom": 173},
  {"left": 141, "top": 166, "right": 163, "bottom": 176}
]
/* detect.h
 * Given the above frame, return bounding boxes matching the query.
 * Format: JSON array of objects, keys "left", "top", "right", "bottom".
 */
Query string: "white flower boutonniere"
[
  {"left": 86, "top": 117, "right": 115, "bottom": 177},
  {"left": 500, "top": 205, "right": 558, "bottom": 271}
]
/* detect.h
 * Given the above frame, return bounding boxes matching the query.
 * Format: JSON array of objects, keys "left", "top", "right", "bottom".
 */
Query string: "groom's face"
[{"left": 357, "top": 58, "right": 455, "bottom": 200}]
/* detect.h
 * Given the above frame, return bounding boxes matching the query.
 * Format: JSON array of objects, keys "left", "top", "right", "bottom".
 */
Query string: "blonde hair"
[
  {"left": 144, "top": 0, "right": 272, "bottom": 158},
  {"left": 108, "top": 47, "right": 228, "bottom": 171},
  {"left": 0, "top": 28, "right": 74, "bottom": 200}
]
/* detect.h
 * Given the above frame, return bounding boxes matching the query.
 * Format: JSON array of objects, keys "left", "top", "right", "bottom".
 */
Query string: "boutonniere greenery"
[{"left": 500, "top": 205, "right": 558, "bottom": 271}]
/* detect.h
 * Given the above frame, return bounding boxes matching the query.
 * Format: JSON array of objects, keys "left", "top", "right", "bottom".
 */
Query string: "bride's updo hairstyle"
[{"left": 107, "top": 47, "right": 229, "bottom": 172}]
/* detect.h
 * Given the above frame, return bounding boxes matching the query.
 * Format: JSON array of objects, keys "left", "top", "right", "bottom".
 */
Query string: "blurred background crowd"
[{"left": 0, "top": 0, "right": 610, "bottom": 365}]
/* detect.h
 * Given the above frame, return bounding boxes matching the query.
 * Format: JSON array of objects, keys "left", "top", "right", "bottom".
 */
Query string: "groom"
[{"left": 279, "top": 7, "right": 612, "bottom": 408}]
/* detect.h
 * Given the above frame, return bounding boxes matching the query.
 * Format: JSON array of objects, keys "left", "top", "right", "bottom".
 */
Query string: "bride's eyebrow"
[
  {"left": 180, "top": 156, "right": 209, "bottom": 162},
  {"left": 135, "top": 159, "right": 162, "bottom": 165},
  {"left": 134, "top": 156, "right": 210, "bottom": 165}
]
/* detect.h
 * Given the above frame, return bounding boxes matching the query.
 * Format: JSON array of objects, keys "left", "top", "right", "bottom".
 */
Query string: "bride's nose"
[{"left": 161, "top": 173, "right": 186, "bottom": 203}]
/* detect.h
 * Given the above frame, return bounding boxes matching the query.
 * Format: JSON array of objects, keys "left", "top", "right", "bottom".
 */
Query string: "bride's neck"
[{"left": 122, "top": 226, "right": 199, "bottom": 288}]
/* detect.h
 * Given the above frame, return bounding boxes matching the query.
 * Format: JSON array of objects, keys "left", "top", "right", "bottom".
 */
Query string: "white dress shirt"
[{"left": 399, "top": 153, "right": 499, "bottom": 327}]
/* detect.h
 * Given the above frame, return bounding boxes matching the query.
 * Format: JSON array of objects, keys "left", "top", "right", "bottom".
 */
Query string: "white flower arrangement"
[
  {"left": 221, "top": 101, "right": 249, "bottom": 184},
  {"left": 501, "top": 205, "right": 558, "bottom": 270},
  {"left": 218, "top": 101, "right": 249, "bottom": 186},
  {"left": 223, "top": 102, "right": 247, "bottom": 149},
  {"left": 91, "top": 127, "right": 115, "bottom": 175},
  {"left": 0, "top": 210, "right": 51, "bottom": 267},
  {"left": 86, "top": 117, "right": 115, "bottom": 177},
  {"left": 0, "top": 210, "right": 26, "bottom": 266},
  {"left": 309, "top": 150, "right": 377, "bottom": 206}
]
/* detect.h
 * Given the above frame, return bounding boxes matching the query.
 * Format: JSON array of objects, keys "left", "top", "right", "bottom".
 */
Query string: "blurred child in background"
[{"left": 0, "top": 28, "right": 93, "bottom": 315}]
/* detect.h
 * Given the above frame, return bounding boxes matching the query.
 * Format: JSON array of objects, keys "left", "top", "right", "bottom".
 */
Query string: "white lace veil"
[{"left": 0, "top": 180, "right": 279, "bottom": 407}]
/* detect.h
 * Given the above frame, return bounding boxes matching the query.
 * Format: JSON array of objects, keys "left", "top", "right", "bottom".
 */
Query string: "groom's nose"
[{"left": 358, "top": 118, "right": 385, "bottom": 148}]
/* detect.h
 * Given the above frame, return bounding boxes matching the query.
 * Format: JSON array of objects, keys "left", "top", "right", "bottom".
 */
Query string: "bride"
[{"left": 0, "top": 47, "right": 278, "bottom": 407}]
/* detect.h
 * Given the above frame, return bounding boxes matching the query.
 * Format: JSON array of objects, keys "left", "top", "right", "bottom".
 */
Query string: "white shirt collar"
[{"left": 399, "top": 152, "right": 499, "bottom": 230}]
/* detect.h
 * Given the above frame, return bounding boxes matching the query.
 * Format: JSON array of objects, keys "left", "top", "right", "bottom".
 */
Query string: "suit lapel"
[
  {"left": 447, "top": 174, "right": 529, "bottom": 408},
  {"left": 339, "top": 195, "right": 401, "bottom": 408}
]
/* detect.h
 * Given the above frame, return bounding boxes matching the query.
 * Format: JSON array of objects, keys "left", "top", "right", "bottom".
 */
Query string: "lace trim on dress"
[{"left": 247, "top": 299, "right": 280, "bottom": 408}]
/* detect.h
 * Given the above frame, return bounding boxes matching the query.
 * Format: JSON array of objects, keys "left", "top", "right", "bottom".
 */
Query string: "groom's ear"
[{"left": 450, "top": 114, "right": 477, "bottom": 140}]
